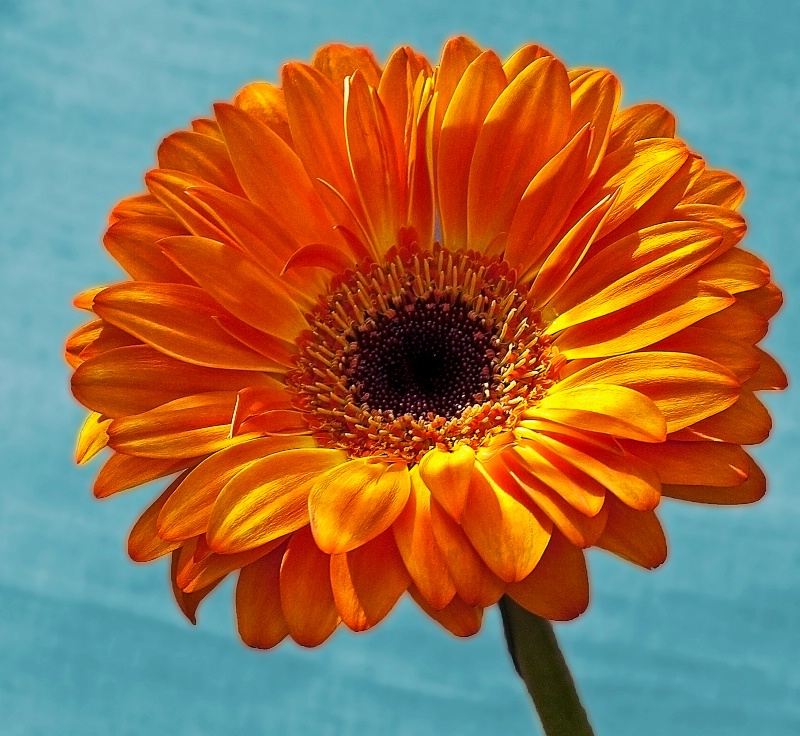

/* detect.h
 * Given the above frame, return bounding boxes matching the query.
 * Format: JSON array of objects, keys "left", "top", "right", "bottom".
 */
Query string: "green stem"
[{"left": 499, "top": 596, "right": 595, "bottom": 736}]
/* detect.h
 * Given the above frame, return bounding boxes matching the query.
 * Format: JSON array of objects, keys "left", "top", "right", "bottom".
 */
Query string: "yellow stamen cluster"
[{"left": 288, "top": 245, "right": 557, "bottom": 463}]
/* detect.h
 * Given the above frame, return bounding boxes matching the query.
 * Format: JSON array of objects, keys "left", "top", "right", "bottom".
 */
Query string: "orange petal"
[
  {"left": 554, "top": 279, "right": 735, "bottom": 359},
  {"left": 528, "top": 191, "right": 618, "bottom": 306},
  {"left": 157, "top": 130, "right": 243, "bottom": 195},
  {"left": 595, "top": 495, "right": 667, "bottom": 568},
  {"left": 436, "top": 51, "right": 506, "bottom": 249},
  {"left": 429, "top": 497, "right": 505, "bottom": 607},
  {"left": 619, "top": 440, "right": 750, "bottom": 486},
  {"left": 392, "top": 467, "right": 457, "bottom": 610},
  {"left": 502, "top": 43, "right": 553, "bottom": 81},
  {"left": 502, "top": 454, "right": 609, "bottom": 548},
  {"left": 742, "top": 347, "right": 787, "bottom": 392},
  {"left": 232, "top": 82, "right": 292, "bottom": 145},
  {"left": 509, "top": 441, "right": 607, "bottom": 517},
  {"left": 107, "top": 391, "right": 248, "bottom": 459},
  {"left": 417, "top": 444, "right": 475, "bottom": 521},
  {"left": 75, "top": 412, "right": 111, "bottom": 464},
  {"left": 461, "top": 462, "right": 552, "bottom": 583},
  {"left": 646, "top": 326, "right": 759, "bottom": 383},
  {"left": 103, "top": 216, "right": 191, "bottom": 284},
  {"left": 694, "top": 301, "right": 767, "bottom": 344},
  {"left": 170, "top": 550, "right": 222, "bottom": 625},
  {"left": 505, "top": 531, "right": 589, "bottom": 620},
  {"left": 214, "top": 102, "right": 337, "bottom": 248},
  {"left": 556, "top": 352, "right": 740, "bottom": 432},
  {"left": 330, "top": 529, "right": 411, "bottom": 631},
  {"left": 279, "top": 526, "right": 339, "bottom": 647},
  {"left": 157, "top": 436, "right": 316, "bottom": 542},
  {"left": 567, "top": 69, "right": 621, "bottom": 177},
  {"left": 668, "top": 390, "right": 771, "bottom": 445},
  {"left": 530, "top": 384, "right": 666, "bottom": 442},
  {"left": 505, "top": 125, "right": 593, "bottom": 276},
  {"left": 344, "top": 71, "right": 402, "bottom": 251},
  {"left": 313, "top": 43, "right": 382, "bottom": 90},
  {"left": 673, "top": 205, "right": 747, "bottom": 251},
  {"left": 176, "top": 537, "right": 280, "bottom": 593},
  {"left": 71, "top": 344, "right": 278, "bottom": 418},
  {"left": 662, "top": 452, "right": 766, "bottom": 505},
  {"left": 236, "top": 545, "right": 290, "bottom": 649},
  {"left": 549, "top": 221, "right": 724, "bottom": 332},
  {"left": 128, "top": 477, "right": 186, "bottom": 562},
  {"left": 281, "top": 64, "right": 367, "bottom": 245},
  {"left": 571, "top": 138, "right": 689, "bottom": 240},
  {"left": 607, "top": 103, "right": 676, "bottom": 152},
  {"left": 683, "top": 168, "right": 745, "bottom": 209},
  {"left": 467, "top": 56, "right": 571, "bottom": 252},
  {"left": 94, "top": 453, "right": 198, "bottom": 499},
  {"left": 207, "top": 447, "right": 347, "bottom": 554},
  {"left": 160, "top": 235, "right": 309, "bottom": 341},
  {"left": 110, "top": 192, "right": 167, "bottom": 222},
  {"left": 309, "top": 460, "right": 411, "bottom": 554},
  {"left": 281, "top": 242, "right": 355, "bottom": 275},
  {"left": 67, "top": 320, "right": 140, "bottom": 367},
  {"left": 533, "top": 431, "right": 662, "bottom": 512},
  {"left": 408, "top": 587, "right": 483, "bottom": 637},
  {"left": 93, "top": 282, "right": 283, "bottom": 372}
]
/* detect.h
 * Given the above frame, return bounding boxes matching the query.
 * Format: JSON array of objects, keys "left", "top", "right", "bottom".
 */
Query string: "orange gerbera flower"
[{"left": 66, "top": 38, "right": 786, "bottom": 649}]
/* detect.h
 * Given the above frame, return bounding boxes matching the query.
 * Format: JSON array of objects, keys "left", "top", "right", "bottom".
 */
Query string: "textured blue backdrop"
[{"left": 2, "top": 1, "right": 797, "bottom": 734}]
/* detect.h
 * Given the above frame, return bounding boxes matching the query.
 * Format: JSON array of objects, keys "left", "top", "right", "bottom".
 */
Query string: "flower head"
[{"left": 67, "top": 38, "right": 786, "bottom": 648}]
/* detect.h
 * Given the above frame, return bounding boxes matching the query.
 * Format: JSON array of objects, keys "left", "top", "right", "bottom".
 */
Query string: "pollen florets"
[{"left": 288, "top": 245, "right": 557, "bottom": 462}]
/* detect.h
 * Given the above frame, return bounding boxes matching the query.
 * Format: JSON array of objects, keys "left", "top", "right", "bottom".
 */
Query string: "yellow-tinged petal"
[
  {"left": 157, "top": 130, "right": 243, "bottom": 195},
  {"left": 128, "top": 477, "right": 185, "bottom": 563},
  {"left": 506, "top": 532, "right": 589, "bottom": 621},
  {"left": 92, "top": 283, "right": 284, "bottom": 372},
  {"left": 429, "top": 497, "right": 505, "bottom": 607},
  {"left": 529, "top": 191, "right": 617, "bottom": 305},
  {"left": 554, "top": 279, "right": 735, "bottom": 359},
  {"left": 309, "top": 460, "right": 411, "bottom": 554},
  {"left": 556, "top": 352, "right": 740, "bottom": 432},
  {"left": 669, "top": 390, "right": 771, "bottom": 445},
  {"left": 684, "top": 168, "right": 745, "bottom": 209},
  {"left": 158, "top": 436, "right": 316, "bottom": 542},
  {"left": 279, "top": 526, "right": 339, "bottom": 647},
  {"left": 236, "top": 545, "right": 290, "bottom": 649},
  {"left": 330, "top": 529, "right": 411, "bottom": 631},
  {"left": 460, "top": 462, "right": 552, "bottom": 583},
  {"left": 595, "top": 495, "right": 667, "bottom": 568},
  {"left": 607, "top": 103, "right": 676, "bottom": 152},
  {"left": 75, "top": 412, "right": 111, "bottom": 464},
  {"left": 502, "top": 42, "right": 553, "bottom": 81},
  {"left": 548, "top": 221, "right": 724, "bottom": 333},
  {"left": 533, "top": 431, "right": 662, "bottom": 512},
  {"left": 530, "top": 384, "right": 667, "bottom": 442},
  {"left": 392, "top": 467, "right": 457, "bottom": 610},
  {"left": 662, "top": 453, "right": 766, "bottom": 505},
  {"left": 417, "top": 444, "right": 475, "bottom": 521},
  {"left": 207, "top": 447, "right": 347, "bottom": 554}
]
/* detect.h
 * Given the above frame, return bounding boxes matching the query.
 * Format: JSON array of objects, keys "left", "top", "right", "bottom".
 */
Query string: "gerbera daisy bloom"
[{"left": 66, "top": 37, "right": 786, "bottom": 649}]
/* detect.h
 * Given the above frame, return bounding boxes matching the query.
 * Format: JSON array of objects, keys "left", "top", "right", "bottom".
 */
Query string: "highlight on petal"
[
  {"left": 417, "top": 444, "right": 475, "bottom": 521},
  {"left": 309, "top": 459, "right": 411, "bottom": 555}
]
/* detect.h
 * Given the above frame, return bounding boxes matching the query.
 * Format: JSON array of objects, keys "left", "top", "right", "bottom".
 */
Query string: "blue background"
[{"left": 2, "top": 1, "right": 797, "bottom": 733}]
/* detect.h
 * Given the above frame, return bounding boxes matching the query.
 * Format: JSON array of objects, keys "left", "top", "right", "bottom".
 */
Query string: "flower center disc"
[{"left": 289, "top": 246, "right": 556, "bottom": 462}]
